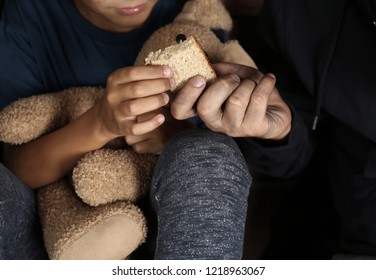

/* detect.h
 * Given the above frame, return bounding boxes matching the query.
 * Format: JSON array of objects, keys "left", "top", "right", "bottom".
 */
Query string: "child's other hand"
[
  {"left": 124, "top": 107, "right": 194, "bottom": 154},
  {"left": 94, "top": 65, "right": 175, "bottom": 142}
]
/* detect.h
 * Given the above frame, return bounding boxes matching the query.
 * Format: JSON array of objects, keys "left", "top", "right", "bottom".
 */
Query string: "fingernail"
[
  {"left": 191, "top": 76, "right": 206, "bottom": 88},
  {"left": 156, "top": 114, "right": 165, "bottom": 124},
  {"left": 267, "top": 73, "right": 276, "bottom": 79},
  {"left": 163, "top": 67, "right": 172, "bottom": 77},
  {"left": 229, "top": 74, "right": 241, "bottom": 83},
  {"left": 169, "top": 78, "right": 176, "bottom": 89},
  {"left": 162, "top": 93, "right": 170, "bottom": 104}
]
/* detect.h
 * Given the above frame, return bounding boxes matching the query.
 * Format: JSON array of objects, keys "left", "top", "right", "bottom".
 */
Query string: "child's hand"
[
  {"left": 94, "top": 65, "right": 175, "bottom": 142},
  {"left": 124, "top": 107, "right": 195, "bottom": 154}
]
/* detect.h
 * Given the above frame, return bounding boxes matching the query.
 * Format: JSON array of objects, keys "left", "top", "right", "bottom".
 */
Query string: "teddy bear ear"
[{"left": 174, "top": 0, "right": 233, "bottom": 33}]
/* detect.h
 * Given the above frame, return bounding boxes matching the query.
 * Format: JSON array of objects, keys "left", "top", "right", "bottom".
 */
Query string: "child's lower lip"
[{"left": 118, "top": 4, "right": 146, "bottom": 15}]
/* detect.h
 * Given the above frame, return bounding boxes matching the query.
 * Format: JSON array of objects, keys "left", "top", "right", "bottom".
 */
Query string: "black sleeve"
[
  {"left": 236, "top": 0, "right": 318, "bottom": 178},
  {"left": 236, "top": 105, "right": 315, "bottom": 178}
]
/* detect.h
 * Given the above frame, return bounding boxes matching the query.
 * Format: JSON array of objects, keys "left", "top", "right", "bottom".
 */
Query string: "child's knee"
[
  {"left": 151, "top": 129, "right": 252, "bottom": 204},
  {"left": 161, "top": 129, "right": 246, "bottom": 167}
]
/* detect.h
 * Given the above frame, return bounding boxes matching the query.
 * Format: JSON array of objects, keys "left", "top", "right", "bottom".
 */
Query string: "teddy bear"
[
  {"left": 0, "top": 0, "right": 256, "bottom": 260},
  {"left": 0, "top": 87, "right": 157, "bottom": 260}
]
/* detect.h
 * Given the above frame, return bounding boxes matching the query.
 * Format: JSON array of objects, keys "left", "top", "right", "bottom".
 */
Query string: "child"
[{"left": 0, "top": 0, "right": 290, "bottom": 259}]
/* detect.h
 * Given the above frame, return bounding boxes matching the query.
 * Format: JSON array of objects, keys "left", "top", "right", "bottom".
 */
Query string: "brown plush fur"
[
  {"left": 73, "top": 149, "right": 158, "bottom": 206},
  {"left": 174, "top": 0, "right": 233, "bottom": 32},
  {"left": 38, "top": 180, "right": 147, "bottom": 260},
  {"left": 0, "top": 87, "right": 103, "bottom": 145}
]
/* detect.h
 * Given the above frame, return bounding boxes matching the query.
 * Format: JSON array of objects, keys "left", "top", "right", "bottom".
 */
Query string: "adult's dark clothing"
[{"left": 240, "top": 0, "right": 376, "bottom": 256}]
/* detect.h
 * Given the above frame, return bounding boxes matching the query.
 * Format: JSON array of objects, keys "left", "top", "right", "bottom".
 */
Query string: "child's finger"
[
  {"left": 121, "top": 114, "right": 165, "bottom": 136},
  {"left": 108, "top": 65, "right": 174, "bottom": 85}
]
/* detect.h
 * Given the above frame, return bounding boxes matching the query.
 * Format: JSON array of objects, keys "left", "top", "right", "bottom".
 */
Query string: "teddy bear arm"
[
  {"left": 217, "top": 40, "right": 257, "bottom": 68},
  {"left": 0, "top": 93, "right": 64, "bottom": 145},
  {"left": 0, "top": 87, "right": 105, "bottom": 145}
]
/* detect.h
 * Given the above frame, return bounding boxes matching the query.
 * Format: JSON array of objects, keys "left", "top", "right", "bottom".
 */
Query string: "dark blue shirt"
[{"left": 0, "top": 0, "right": 182, "bottom": 109}]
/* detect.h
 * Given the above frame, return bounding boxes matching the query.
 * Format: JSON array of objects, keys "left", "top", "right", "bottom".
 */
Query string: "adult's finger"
[
  {"left": 170, "top": 75, "right": 206, "bottom": 120},
  {"left": 212, "top": 62, "right": 263, "bottom": 83},
  {"left": 222, "top": 79, "right": 256, "bottom": 131},
  {"left": 244, "top": 74, "right": 276, "bottom": 128},
  {"left": 197, "top": 74, "right": 240, "bottom": 125}
]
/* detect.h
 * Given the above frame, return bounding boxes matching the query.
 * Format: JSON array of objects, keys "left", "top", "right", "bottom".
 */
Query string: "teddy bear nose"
[{"left": 176, "top": 34, "right": 187, "bottom": 43}]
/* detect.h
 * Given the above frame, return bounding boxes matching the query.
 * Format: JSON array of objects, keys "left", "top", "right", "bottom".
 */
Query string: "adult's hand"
[{"left": 171, "top": 62, "right": 292, "bottom": 140}]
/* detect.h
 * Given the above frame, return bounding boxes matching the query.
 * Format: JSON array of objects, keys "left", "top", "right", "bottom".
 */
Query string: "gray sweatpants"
[
  {"left": 150, "top": 129, "right": 251, "bottom": 259},
  {"left": 0, "top": 163, "right": 47, "bottom": 259}
]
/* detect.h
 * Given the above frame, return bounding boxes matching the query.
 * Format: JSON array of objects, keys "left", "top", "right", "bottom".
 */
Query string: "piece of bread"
[{"left": 145, "top": 35, "right": 217, "bottom": 92}]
